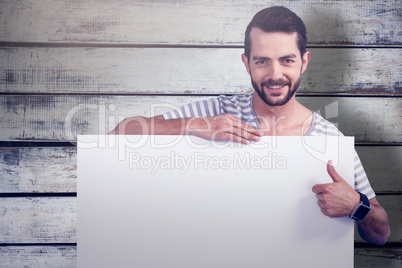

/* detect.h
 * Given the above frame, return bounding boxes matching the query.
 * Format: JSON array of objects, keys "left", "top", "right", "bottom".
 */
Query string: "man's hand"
[
  {"left": 312, "top": 161, "right": 391, "bottom": 245},
  {"left": 186, "top": 114, "right": 263, "bottom": 144},
  {"left": 312, "top": 160, "right": 360, "bottom": 218}
]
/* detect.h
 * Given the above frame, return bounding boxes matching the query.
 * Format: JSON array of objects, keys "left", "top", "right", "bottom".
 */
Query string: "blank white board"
[{"left": 77, "top": 135, "right": 355, "bottom": 268}]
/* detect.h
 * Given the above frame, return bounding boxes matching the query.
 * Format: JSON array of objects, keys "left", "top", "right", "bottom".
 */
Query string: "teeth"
[{"left": 269, "top": 85, "right": 282, "bottom": 89}]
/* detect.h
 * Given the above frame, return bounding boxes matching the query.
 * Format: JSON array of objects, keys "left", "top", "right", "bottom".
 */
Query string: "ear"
[
  {"left": 241, "top": 54, "right": 251, "bottom": 76},
  {"left": 301, "top": 51, "right": 311, "bottom": 74}
]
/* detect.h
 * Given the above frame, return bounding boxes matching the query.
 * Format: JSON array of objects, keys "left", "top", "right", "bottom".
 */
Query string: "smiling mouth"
[
  {"left": 268, "top": 85, "right": 283, "bottom": 89},
  {"left": 264, "top": 84, "right": 287, "bottom": 91}
]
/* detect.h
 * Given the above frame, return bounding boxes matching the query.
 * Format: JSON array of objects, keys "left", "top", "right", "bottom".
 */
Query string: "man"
[{"left": 110, "top": 6, "right": 390, "bottom": 245}]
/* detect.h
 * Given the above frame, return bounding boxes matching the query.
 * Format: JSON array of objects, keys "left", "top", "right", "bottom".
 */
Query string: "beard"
[{"left": 251, "top": 76, "right": 301, "bottom": 107}]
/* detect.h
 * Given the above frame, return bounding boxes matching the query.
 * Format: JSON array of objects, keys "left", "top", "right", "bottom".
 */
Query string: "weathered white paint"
[
  {"left": 0, "top": 246, "right": 76, "bottom": 268},
  {"left": 0, "top": 0, "right": 400, "bottom": 45},
  {"left": 0, "top": 197, "right": 76, "bottom": 243},
  {"left": 0, "top": 246, "right": 400, "bottom": 268},
  {"left": 1, "top": 146, "right": 401, "bottom": 194},
  {"left": 0, "top": 0, "right": 400, "bottom": 266},
  {"left": 0, "top": 95, "right": 400, "bottom": 142},
  {"left": 0, "top": 196, "right": 400, "bottom": 243},
  {"left": 1, "top": 47, "right": 401, "bottom": 94},
  {"left": 0, "top": 147, "right": 76, "bottom": 193}
]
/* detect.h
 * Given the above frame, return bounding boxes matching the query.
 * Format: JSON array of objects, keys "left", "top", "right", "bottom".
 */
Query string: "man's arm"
[
  {"left": 108, "top": 114, "right": 263, "bottom": 144},
  {"left": 356, "top": 197, "right": 390, "bottom": 246},
  {"left": 109, "top": 115, "right": 186, "bottom": 135},
  {"left": 312, "top": 161, "right": 391, "bottom": 245}
]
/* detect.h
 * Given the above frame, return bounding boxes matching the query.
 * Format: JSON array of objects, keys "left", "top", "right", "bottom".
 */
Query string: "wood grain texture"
[
  {"left": 0, "top": 246, "right": 76, "bottom": 268},
  {"left": 0, "top": 196, "right": 400, "bottom": 243},
  {"left": 1, "top": 146, "right": 401, "bottom": 194},
  {"left": 0, "top": 0, "right": 400, "bottom": 45},
  {"left": 1, "top": 47, "right": 401, "bottom": 95},
  {"left": 0, "top": 95, "right": 400, "bottom": 143},
  {"left": 355, "top": 247, "right": 402, "bottom": 268},
  {"left": 0, "top": 197, "right": 76, "bottom": 243},
  {"left": 356, "top": 146, "right": 402, "bottom": 194},
  {"left": 0, "top": 0, "right": 400, "bottom": 266},
  {"left": 0, "top": 147, "right": 76, "bottom": 193},
  {"left": 0, "top": 246, "right": 400, "bottom": 268}
]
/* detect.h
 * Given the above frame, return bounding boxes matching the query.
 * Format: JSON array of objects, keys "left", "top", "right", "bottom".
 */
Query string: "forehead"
[{"left": 249, "top": 28, "right": 299, "bottom": 56}]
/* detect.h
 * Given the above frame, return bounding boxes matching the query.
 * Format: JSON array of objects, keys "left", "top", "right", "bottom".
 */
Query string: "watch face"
[{"left": 354, "top": 205, "right": 370, "bottom": 220}]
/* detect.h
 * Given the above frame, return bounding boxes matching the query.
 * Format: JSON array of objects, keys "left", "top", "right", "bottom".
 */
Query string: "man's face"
[{"left": 242, "top": 28, "right": 310, "bottom": 106}]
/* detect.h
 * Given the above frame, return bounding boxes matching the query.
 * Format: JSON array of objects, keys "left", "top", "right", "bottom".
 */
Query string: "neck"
[{"left": 252, "top": 93, "right": 312, "bottom": 136}]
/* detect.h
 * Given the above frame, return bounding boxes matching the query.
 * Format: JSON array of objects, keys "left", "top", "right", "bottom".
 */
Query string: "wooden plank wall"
[{"left": 0, "top": 0, "right": 401, "bottom": 267}]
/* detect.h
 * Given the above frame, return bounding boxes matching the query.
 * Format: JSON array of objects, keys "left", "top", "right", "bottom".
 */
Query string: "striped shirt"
[{"left": 163, "top": 92, "right": 375, "bottom": 199}]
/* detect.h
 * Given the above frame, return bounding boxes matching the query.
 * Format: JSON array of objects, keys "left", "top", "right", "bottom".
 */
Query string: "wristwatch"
[{"left": 349, "top": 192, "right": 371, "bottom": 221}]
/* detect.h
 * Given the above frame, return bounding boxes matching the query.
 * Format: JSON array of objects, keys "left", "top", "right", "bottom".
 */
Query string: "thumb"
[{"left": 327, "top": 160, "right": 344, "bottom": 183}]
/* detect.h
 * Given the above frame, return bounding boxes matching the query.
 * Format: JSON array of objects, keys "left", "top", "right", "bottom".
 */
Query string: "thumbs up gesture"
[{"left": 312, "top": 160, "right": 361, "bottom": 218}]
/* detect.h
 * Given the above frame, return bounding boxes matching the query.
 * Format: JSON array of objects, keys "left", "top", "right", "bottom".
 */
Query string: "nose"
[{"left": 268, "top": 62, "right": 283, "bottom": 80}]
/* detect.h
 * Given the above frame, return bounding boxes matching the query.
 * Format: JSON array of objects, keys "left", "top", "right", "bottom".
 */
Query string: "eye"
[
  {"left": 256, "top": 60, "right": 266, "bottom": 65},
  {"left": 282, "top": 59, "right": 295, "bottom": 64}
]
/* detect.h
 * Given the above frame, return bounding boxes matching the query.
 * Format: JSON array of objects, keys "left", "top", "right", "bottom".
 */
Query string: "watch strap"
[
  {"left": 349, "top": 192, "right": 371, "bottom": 221},
  {"left": 359, "top": 192, "right": 370, "bottom": 206}
]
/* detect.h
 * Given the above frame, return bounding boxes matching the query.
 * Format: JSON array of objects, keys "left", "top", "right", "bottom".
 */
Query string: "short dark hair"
[{"left": 244, "top": 6, "right": 307, "bottom": 59}]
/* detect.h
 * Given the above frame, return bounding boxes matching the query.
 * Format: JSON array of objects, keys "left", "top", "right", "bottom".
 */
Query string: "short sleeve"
[{"left": 162, "top": 98, "right": 221, "bottom": 119}]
